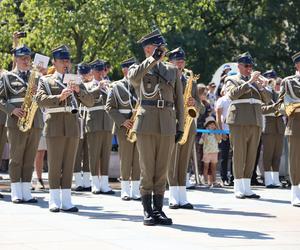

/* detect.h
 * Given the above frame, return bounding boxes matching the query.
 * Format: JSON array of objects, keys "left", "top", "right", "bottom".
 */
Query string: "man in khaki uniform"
[
  {"left": 128, "top": 30, "right": 184, "bottom": 226},
  {"left": 0, "top": 45, "right": 43, "bottom": 203},
  {"left": 73, "top": 63, "right": 92, "bottom": 192},
  {"left": 167, "top": 47, "right": 204, "bottom": 210},
  {"left": 85, "top": 59, "right": 114, "bottom": 195},
  {"left": 226, "top": 52, "right": 270, "bottom": 199},
  {"left": 106, "top": 58, "right": 141, "bottom": 201},
  {"left": 36, "top": 45, "right": 94, "bottom": 212},
  {"left": 276, "top": 52, "right": 300, "bottom": 207},
  {"left": 261, "top": 70, "right": 285, "bottom": 188}
]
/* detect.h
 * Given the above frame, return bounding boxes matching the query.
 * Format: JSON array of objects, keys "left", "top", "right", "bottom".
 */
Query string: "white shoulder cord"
[
  {"left": 140, "top": 78, "right": 159, "bottom": 99},
  {"left": 286, "top": 78, "right": 300, "bottom": 100}
]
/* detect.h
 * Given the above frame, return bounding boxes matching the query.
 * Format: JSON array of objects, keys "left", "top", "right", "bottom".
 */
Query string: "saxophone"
[
  {"left": 178, "top": 69, "right": 199, "bottom": 145},
  {"left": 17, "top": 66, "right": 39, "bottom": 132},
  {"left": 126, "top": 103, "right": 139, "bottom": 143}
]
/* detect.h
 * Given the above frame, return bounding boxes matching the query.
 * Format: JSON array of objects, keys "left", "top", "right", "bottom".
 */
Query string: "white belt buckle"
[
  {"left": 157, "top": 100, "right": 164, "bottom": 108},
  {"left": 250, "top": 99, "right": 254, "bottom": 104}
]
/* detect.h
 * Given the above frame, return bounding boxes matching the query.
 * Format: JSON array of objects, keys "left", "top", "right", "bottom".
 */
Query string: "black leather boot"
[
  {"left": 141, "top": 194, "right": 156, "bottom": 226},
  {"left": 153, "top": 194, "right": 173, "bottom": 225}
]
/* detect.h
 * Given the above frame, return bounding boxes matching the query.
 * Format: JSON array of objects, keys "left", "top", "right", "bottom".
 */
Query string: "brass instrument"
[
  {"left": 126, "top": 103, "right": 139, "bottom": 143},
  {"left": 178, "top": 69, "right": 199, "bottom": 145},
  {"left": 17, "top": 66, "right": 39, "bottom": 132},
  {"left": 282, "top": 95, "right": 300, "bottom": 116}
]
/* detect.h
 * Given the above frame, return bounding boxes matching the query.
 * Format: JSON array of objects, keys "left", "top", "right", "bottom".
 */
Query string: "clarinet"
[{"left": 63, "top": 67, "right": 78, "bottom": 114}]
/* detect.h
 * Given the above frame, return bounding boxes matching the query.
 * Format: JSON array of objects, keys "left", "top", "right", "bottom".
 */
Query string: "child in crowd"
[{"left": 199, "top": 116, "right": 222, "bottom": 187}]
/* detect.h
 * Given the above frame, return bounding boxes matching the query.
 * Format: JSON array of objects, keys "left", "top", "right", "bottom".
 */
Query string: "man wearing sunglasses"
[{"left": 225, "top": 52, "right": 270, "bottom": 199}]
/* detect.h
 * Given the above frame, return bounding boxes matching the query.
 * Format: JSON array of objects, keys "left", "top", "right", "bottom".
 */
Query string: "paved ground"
[{"left": 0, "top": 174, "right": 300, "bottom": 250}]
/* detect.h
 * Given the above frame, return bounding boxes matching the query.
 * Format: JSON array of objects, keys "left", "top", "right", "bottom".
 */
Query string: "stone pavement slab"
[{"left": 0, "top": 183, "right": 300, "bottom": 250}]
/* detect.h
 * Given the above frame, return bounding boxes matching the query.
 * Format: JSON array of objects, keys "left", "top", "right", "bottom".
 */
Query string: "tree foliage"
[{"left": 0, "top": 0, "right": 299, "bottom": 82}]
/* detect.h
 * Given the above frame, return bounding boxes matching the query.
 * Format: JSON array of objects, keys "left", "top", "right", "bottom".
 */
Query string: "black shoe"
[
  {"left": 179, "top": 203, "right": 194, "bottom": 209},
  {"left": 142, "top": 194, "right": 156, "bottom": 226},
  {"left": 121, "top": 196, "right": 131, "bottom": 201},
  {"left": 132, "top": 197, "right": 141, "bottom": 201},
  {"left": 153, "top": 194, "right": 173, "bottom": 225},
  {"left": 92, "top": 190, "right": 101, "bottom": 194},
  {"left": 245, "top": 194, "right": 260, "bottom": 199},
  {"left": 12, "top": 199, "right": 23, "bottom": 204},
  {"left": 266, "top": 184, "right": 276, "bottom": 189},
  {"left": 83, "top": 186, "right": 92, "bottom": 192},
  {"left": 74, "top": 186, "right": 85, "bottom": 192},
  {"left": 186, "top": 185, "right": 196, "bottom": 190},
  {"left": 49, "top": 207, "right": 60, "bottom": 213},
  {"left": 169, "top": 203, "right": 180, "bottom": 209},
  {"left": 0, "top": 193, "right": 3, "bottom": 199},
  {"left": 235, "top": 194, "right": 246, "bottom": 199},
  {"left": 61, "top": 206, "right": 79, "bottom": 212},
  {"left": 293, "top": 203, "right": 300, "bottom": 207},
  {"left": 100, "top": 190, "right": 115, "bottom": 195},
  {"left": 24, "top": 198, "right": 38, "bottom": 203}
]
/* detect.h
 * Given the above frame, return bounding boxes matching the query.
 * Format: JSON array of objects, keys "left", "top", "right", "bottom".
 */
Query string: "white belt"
[
  {"left": 264, "top": 113, "right": 276, "bottom": 117},
  {"left": 87, "top": 105, "right": 105, "bottom": 112},
  {"left": 46, "top": 107, "right": 72, "bottom": 114},
  {"left": 8, "top": 98, "right": 24, "bottom": 103},
  {"left": 119, "top": 109, "right": 131, "bottom": 114},
  {"left": 231, "top": 98, "right": 262, "bottom": 105}
]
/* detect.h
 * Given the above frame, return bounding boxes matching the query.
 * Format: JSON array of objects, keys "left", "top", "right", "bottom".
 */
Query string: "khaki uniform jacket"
[
  {"left": 277, "top": 74, "right": 300, "bottom": 136},
  {"left": 36, "top": 72, "right": 94, "bottom": 137},
  {"left": 128, "top": 56, "right": 184, "bottom": 136},
  {"left": 84, "top": 79, "right": 113, "bottom": 133},
  {"left": 225, "top": 74, "right": 271, "bottom": 127},
  {"left": 181, "top": 74, "right": 205, "bottom": 134},
  {"left": 0, "top": 69, "right": 43, "bottom": 129},
  {"left": 261, "top": 89, "right": 285, "bottom": 135},
  {"left": 0, "top": 72, "right": 7, "bottom": 125},
  {"left": 105, "top": 77, "right": 136, "bottom": 135}
]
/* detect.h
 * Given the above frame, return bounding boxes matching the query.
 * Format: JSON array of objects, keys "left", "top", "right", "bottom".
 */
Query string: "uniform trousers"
[
  {"left": 46, "top": 136, "right": 79, "bottom": 189},
  {"left": 262, "top": 133, "right": 284, "bottom": 172},
  {"left": 137, "top": 134, "right": 174, "bottom": 196},
  {"left": 168, "top": 129, "right": 195, "bottom": 186},
  {"left": 86, "top": 131, "right": 112, "bottom": 176},
  {"left": 116, "top": 129, "right": 140, "bottom": 181},
  {"left": 8, "top": 128, "right": 41, "bottom": 183},
  {"left": 74, "top": 135, "right": 89, "bottom": 173},
  {"left": 229, "top": 125, "right": 261, "bottom": 179},
  {"left": 288, "top": 135, "right": 300, "bottom": 185},
  {"left": 0, "top": 124, "right": 7, "bottom": 157}
]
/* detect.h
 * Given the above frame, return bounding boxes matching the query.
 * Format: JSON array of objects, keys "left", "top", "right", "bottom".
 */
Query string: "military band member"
[
  {"left": 73, "top": 63, "right": 92, "bottom": 192},
  {"left": 0, "top": 45, "right": 43, "bottom": 203},
  {"left": 167, "top": 47, "right": 204, "bottom": 209},
  {"left": 85, "top": 59, "right": 114, "bottom": 195},
  {"left": 36, "top": 45, "right": 94, "bottom": 212},
  {"left": 106, "top": 57, "right": 141, "bottom": 201},
  {"left": 276, "top": 52, "right": 300, "bottom": 206},
  {"left": 128, "top": 30, "right": 184, "bottom": 226},
  {"left": 226, "top": 52, "right": 270, "bottom": 199},
  {"left": 261, "top": 70, "right": 284, "bottom": 188}
]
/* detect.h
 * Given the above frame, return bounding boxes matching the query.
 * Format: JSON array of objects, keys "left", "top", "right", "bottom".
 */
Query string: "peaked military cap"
[
  {"left": 262, "top": 69, "right": 277, "bottom": 79},
  {"left": 121, "top": 57, "right": 136, "bottom": 68},
  {"left": 90, "top": 59, "right": 105, "bottom": 71},
  {"left": 168, "top": 47, "right": 185, "bottom": 61},
  {"left": 12, "top": 44, "right": 32, "bottom": 57},
  {"left": 52, "top": 45, "right": 70, "bottom": 60},
  {"left": 77, "top": 62, "right": 91, "bottom": 75},
  {"left": 292, "top": 52, "right": 300, "bottom": 64},
  {"left": 237, "top": 52, "right": 254, "bottom": 65},
  {"left": 137, "top": 29, "right": 167, "bottom": 47}
]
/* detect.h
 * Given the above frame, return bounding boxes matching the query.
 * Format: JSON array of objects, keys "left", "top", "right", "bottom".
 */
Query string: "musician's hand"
[
  {"left": 152, "top": 46, "right": 165, "bottom": 61},
  {"left": 187, "top": 97, "right": 195, "bottom": 107},
  {"left": 70, "top": 84, "right": 80, "bottom": 93},
  {"left": 249, "top": 71, "right": 260, "bottom": 83},
  {"left": 37, "top": 66, "right": 47, "bottom": 76},
  {"left": 12, "top": 108, "right": 25, "bottom": 118},
  {"left": 59, "top": 88, "right": 72, "bottom": 102},
  {"left": 122, "top": 119, "right": 133, "bottom": 129},
  {"left": 31, "top": 85, "right": 37, "bottom": 95}
]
